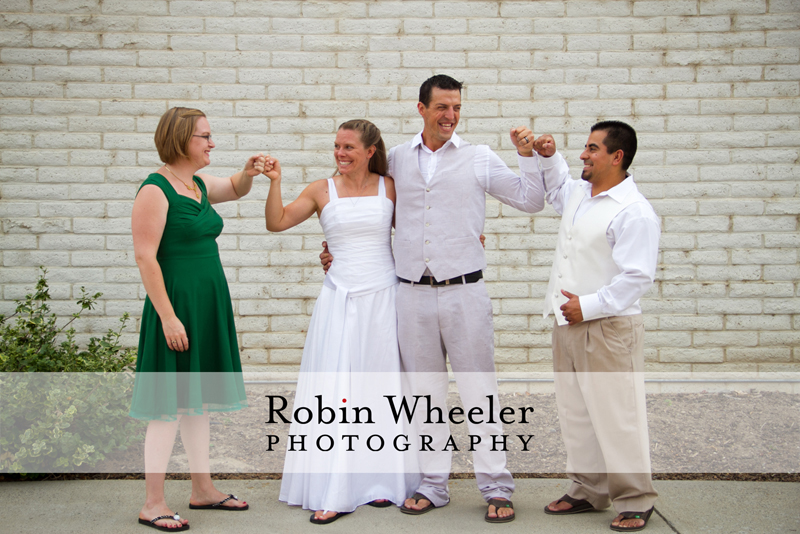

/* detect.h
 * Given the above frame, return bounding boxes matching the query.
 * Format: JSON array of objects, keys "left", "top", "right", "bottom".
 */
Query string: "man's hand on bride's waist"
[{"left": 320, "top": 241, "right": 333, "bottom": 273}]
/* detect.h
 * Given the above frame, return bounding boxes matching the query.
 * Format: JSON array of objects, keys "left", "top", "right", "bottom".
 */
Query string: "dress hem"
[{"left": 128, "top": 401, "right": 248, "bottom": 422}]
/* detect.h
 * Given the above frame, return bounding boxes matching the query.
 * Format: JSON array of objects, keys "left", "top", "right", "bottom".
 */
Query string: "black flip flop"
[
  {"left": 400, "top": 493, "right": 437, "bottom": 515},
  {"left": 189, "top": 494, "right": 249, "bottom": 511},
  {"left": 367, "top": 500, "right": 393, "bottom": 508},
  {"left": 610, "top": 507, "right": 654, "bottom": 532},
  {"left": 544, "top": 493, "right": 595, "bottom": 515},
  {"left": 485, "top": 498, "right": 515, "bottom": 523},
  {"left": 309, "top": 511, "right": 351, "bottom": 524},
  {"left": 138, "top": 514, "right": 190, "bottom": 532}
]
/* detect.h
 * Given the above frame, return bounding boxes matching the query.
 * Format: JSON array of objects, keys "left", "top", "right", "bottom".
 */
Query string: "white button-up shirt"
[{"left": 541, "top": 152, "right": 661, "bottom": 321}]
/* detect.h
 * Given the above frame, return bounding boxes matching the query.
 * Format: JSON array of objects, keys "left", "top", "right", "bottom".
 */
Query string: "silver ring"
[{"left": 523, "top": 136, "right": 529, "bottom": 143}]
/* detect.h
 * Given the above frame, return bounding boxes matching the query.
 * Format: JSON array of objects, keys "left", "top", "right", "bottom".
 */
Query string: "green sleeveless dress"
[{"left": 129, "top": 173, "right": 247, "bottom": 420}]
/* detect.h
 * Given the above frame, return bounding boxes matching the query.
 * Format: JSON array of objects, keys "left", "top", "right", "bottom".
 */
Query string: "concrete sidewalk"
[{"left": 1, "top": 478, "right": 798, "bottom": 533}]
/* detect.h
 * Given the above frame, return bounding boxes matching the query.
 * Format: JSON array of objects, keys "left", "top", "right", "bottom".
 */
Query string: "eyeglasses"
[{"left": 193, "top": 134, "right": 212, "bottom": 142}]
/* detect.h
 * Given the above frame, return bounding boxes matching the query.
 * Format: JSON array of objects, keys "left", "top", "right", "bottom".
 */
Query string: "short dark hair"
[
  {"left": 418, "top": 74, "right": 463, "bottom": 107},
  {"left": 591, "top": 120, "right": 637, "bottom": 171}
]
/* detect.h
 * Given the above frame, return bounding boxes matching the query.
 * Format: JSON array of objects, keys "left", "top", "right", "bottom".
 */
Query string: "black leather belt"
[{"left": 399, "top": 270, "right": 483, "bottom": 286}]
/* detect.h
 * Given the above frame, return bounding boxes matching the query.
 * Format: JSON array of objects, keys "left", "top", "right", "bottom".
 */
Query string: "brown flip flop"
[
  {"left": 400, "top": 493, "right": 437, "bottom": 515},
  {"left": 485, "top": 498, "right": 515, "bottom": 523},
  {"left": 544, "top": 493, "right": 595, "bottom": 515},
  {"left": 610, "top": 507, "right": 654, "bottom": 532}
]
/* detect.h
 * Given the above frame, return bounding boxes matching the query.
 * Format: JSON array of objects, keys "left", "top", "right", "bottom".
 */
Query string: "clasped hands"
[
  {"left": 244, "top": 153, "right": 281, "bottom": 180},
  {"left": 245, "top": 152, "right": 278, "bottom": 181}
]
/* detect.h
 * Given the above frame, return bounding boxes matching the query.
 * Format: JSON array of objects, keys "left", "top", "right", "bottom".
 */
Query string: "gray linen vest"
[{"left": 392, "top": 139, "right": 487, "bottom": 281}]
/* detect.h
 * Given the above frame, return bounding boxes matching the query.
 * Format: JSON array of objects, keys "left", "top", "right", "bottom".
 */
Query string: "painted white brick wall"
[{"left": 0, "top": 0, "right": 797, "bottom": 372}]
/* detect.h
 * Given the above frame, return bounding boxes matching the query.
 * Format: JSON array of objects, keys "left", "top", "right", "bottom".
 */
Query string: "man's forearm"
[
  {"left": 484, "top": 150, "right": 545, "bottom": 213},
  {"left": 540, "top": 151, "right": 572, "bottom": 215}
]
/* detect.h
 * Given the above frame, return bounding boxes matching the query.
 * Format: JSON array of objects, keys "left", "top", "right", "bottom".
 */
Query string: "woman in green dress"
[{"left": 130, "top": 107, "right": 264, "bottom": 531}]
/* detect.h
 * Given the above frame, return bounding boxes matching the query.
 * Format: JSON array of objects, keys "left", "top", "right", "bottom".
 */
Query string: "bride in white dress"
[{"left": 263, "top": 120, "right": 419, "bottom": 524}]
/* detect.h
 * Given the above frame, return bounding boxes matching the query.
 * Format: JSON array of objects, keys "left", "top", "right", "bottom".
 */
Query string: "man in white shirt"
[
  {"left": 535, "top": 122, "right": 660, "bottom": 532},
  {"left": 324, "top": 74, "right": 546, "bottom": 522},
  {"left": 392, "top": 75, "right": 547, "bottom": 523}
]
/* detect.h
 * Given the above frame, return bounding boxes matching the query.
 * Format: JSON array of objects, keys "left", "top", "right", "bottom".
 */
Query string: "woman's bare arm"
[
  {"left": 131, "top": 185, "right": 189, "bottom": 351},
  {"left": 197, "top": 153, "right": 265, "bottom": 204},
  {"left": 264, "top": 158, "right": 322, "bottom": 232}
]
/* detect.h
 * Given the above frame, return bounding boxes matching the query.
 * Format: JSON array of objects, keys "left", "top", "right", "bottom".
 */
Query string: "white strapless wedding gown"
[{"left": 279, "top": 176, "right": 420, "bottom": 512}]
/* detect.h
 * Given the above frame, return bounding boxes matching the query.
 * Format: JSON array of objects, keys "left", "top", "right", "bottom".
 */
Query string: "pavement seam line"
[{"left": 654, "top": 507, "right": 681, "bottom": 534}]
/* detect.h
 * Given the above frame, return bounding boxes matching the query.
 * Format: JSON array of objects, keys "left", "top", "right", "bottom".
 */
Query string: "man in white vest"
[
  {"left": 534, "top": 122, "right": 660, "bottom": 532},
  {"left": 323, "top": 74, "right": 547, "bottom": 522}
]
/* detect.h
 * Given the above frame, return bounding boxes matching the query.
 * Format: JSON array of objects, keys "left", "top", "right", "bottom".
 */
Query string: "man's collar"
[
  {"left": 412, "top": 131, "right": 462, "bottom": 151},
  {"left": 581, "top": 173, "right": 634, "bottom": 202}
]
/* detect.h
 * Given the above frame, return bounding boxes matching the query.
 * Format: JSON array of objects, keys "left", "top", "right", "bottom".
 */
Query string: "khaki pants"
[{"left": 552, "top": 315, "right": 658, "bottom": 513}]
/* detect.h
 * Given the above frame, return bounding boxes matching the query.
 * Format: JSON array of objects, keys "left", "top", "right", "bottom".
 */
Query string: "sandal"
[
  {"left": 138, "top": 514, "right": 190, "bottom": 532},
  {"left": 367, "top": 500, "right": 393, "bottom": 508},
  {"left": 400, "top": 493, "right": 437, "bottom": 515},
  {"left": 309, "top": 511, "right": 351, "bottom": 525},
  {"left": 189, "top": 494, "right": 249, "bottom": 511},
  {"left": 485, "top": 498, "right": 515, "bottom": 523},
  {"left": 544, "top": 493, "right": 595, "bottom": 515},
  {"left": 610, "top": 508, "right": 654, "bottom": 532}
]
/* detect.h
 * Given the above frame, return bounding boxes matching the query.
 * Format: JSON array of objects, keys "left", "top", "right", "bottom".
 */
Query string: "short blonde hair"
[{"left": 154, "top": 107, "right": 206, "bottom": 164}]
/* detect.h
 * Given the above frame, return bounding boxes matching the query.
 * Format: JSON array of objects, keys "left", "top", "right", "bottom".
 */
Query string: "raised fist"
[
  {"left": 262, "top": 155, "right": 281, "bottom": 181},
  {"left": 533, "top": 134, "right": 556, "bottom": 158},
  {"left": 510, "top": 126, "right": 535, "bottom": 156}
]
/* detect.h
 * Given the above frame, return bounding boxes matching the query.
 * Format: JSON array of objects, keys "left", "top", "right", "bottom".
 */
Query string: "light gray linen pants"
[
  {"left": 396, "top": 279, "right": 514, "bottom": 507},
  {"left": 553, "top": 314, "right": 658, "bottom": 513}
]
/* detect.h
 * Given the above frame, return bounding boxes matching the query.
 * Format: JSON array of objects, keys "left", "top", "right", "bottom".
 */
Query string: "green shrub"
[
  {"left": 0, "top": 268, "right": 136, "bottom": 373},
  {"left": 0, "top": 268, "right": 145, "bottom": 474}
]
